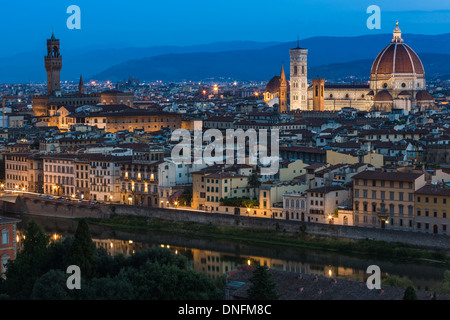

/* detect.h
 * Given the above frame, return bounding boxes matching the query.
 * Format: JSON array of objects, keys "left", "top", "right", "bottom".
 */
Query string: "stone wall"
[
  {"left": 113, "top": 204, "right": 450, "bottom": 250},
  {"left": 1, "top": 196, "right": 110, "bottom": 219},
  {"left": 3, "top": 196, "right": 450, "bottom": 250}
]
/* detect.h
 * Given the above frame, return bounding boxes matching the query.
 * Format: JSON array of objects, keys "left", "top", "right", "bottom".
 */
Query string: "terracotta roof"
[
  {"left": 226, "top": 267, "right": 449, "bottom": 300},
  {"left": 416, "top": 90, "right": 434, "bottom": 101},
  {"left": 265, "top": 76, "right": 282, "bottom": 93},
  {"left": 353, "top": 170, "right": 424, "bottom": 182},
  {"left": 307, "top": 185, "right": 347, "bottom": 193},
  {"left": 415, "top": 184, "right": 450, "bottom": 196},
  {"left": 374, "top": 90, "right": 393, "bottom": 102},
  {"left": 371, "top": 43, "right": 424, "bottom": 75}
]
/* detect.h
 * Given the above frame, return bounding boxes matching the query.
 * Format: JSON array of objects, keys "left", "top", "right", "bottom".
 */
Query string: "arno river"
[{"left": 6, "top": 213, "right": 449, "bottom": 291}]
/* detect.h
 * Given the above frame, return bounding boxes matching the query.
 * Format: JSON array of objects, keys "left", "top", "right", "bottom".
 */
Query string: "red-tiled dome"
[
  {"left": 265, "top": 76, "right": 281, "bottom": 92},
  {"left": 374, "top": 90, "right": 393, "bottom": 101},
  {"left": 370, "top": 23, "right": 424, "bottom": 76},
  {"left": 416, "top": 90, "right": 434, "bottom": 101},
  {"left": 371, "top": 43, "right": 424, "bottom": 75}
]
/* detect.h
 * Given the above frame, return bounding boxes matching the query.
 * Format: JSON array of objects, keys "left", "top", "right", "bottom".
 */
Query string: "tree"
[
  {"left": 382, "top": 275, "right": 415, "bottom": 288},
  {"left": 30, "top": 270, "right": 72, "bottom": 300},
  {"left": 177, "top": 187, "right": 193, "bottom": 206},
  {"left": 246, "top": 265, "right": 279, "bottom": 300},
  {"left": 119, "top": 261, "right": 223, "bottom": 300},
  {"left": 247, "top": 173, "right": 261, "bottom": 200},
  {"left": 3, "top": 221, "right": 50, "bottom": 299},
  {"left": 66, "top": 219, "right": 96, "bottom": 279},
  {"left": 403, "top": 286, "right": 418, "bottom": 300}
]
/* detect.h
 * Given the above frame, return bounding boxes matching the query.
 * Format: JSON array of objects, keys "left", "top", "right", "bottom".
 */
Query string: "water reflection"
[{"left": 10, "top": 213, "right": 448, "bottom": 291}]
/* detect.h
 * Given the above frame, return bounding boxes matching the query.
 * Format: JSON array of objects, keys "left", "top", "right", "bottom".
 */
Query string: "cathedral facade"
[{"left": 274, "top": 22, "right": 435, "bottom": 113}]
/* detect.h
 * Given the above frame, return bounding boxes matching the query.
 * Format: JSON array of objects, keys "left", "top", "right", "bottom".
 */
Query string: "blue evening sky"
[{"left": 0, "top": 0, "right": 449, "bottom": 54}]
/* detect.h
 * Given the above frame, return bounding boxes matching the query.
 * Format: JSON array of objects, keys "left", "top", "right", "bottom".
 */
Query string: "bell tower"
[
  {"left": 289, "top": 37, "right": 308, "bottom": 110},
  {"left": 45, "top": 31, "right": 62, "bottom": 96},
  {"left": 279, "top": 63, "right": 288, "bottom": 113}
]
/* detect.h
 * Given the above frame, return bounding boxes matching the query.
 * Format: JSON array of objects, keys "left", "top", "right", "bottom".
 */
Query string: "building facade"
[
  {"left": 352, "top": 171, "right": 426, "bottom": 230},
  {"left": 414, "top": 184, "right": 450, "bottom": 235}
]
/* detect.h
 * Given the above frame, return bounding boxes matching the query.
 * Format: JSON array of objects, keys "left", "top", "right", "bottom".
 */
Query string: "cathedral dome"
[
  {"left": 374, "top": 90, "right": 393, "bottom": 101},
  {"left": 265, "top": 76, "right": 281, "bottom": 93},
  {"left": 370, "top": 23, "right": 424, "bottom": 77},
  {"left": 416, "top": 90, "right": 434, "bottom": 101}
]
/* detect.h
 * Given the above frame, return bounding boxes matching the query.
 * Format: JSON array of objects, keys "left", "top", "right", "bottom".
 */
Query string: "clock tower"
[{"left": 289, "top": 41, "right": 308, "bottom": 110}]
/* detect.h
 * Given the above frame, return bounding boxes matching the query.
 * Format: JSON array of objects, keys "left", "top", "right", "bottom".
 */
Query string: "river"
[{"left": 6, "top": 213, "right": 449, "bottom": 291}]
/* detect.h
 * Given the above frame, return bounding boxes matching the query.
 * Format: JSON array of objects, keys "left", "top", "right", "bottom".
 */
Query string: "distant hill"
[
  {"left": 0, "top": 41, "right": 281, "bottom": 83},
  {"left": 309, "top": 53, "right": 450, "bottom": 81},
  {"left": 92, "top": 33, "right": 450, "bottom": 82},
  {"left": 2, "top": 33, "right": 450, "bottom": 83}
]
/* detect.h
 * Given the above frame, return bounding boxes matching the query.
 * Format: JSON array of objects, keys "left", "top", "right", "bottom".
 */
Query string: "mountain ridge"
[{"left": 92, "top": 33, "right": 450, "bottom": 82}]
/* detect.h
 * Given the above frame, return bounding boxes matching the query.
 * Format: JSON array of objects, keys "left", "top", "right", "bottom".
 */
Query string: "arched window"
[{"left": 296, "top": 200, "right": 300, "bottom": 208}]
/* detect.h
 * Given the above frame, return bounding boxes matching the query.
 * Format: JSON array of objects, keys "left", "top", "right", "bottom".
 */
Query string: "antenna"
[{"left": 297, "top": 34, "right": 300, "bottom": 48}]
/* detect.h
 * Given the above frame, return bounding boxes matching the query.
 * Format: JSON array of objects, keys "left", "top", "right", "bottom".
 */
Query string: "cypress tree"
[
  {"left": 247, "top": 265, "right": 279, "bottom": 300},
  {"left": 403, "top": 286, "right": 418, "bottom": 300},
  {"left": 66, "top": 219, "right": 96, "bottom": 279}
]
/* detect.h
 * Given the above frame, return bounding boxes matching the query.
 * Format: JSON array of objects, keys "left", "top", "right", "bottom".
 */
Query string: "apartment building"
[
  {"left": 414, "top": 184, "right": 450, "bottom": 235},
  {"left": 306, "top": 185, "right": 351, "bottom": 224},
  {"left": 204, "top": 172, "right": 248, "bottom": 213},
  {"left": 89, "top": 154, "right": 130, "bottom": 203},
  {"left": 75, "top": 158, "right": 90, "bottom": 200},
  {"left": 0, "top": 216, "right": 21, "bottom": 274},
  {"left": 43, "top": 155, "right": 76, "bottom": 197},
  {"left": 283, "top": 191, "right": 307, "bottom": 221},
  {"left": 352, "top": 171, "right": 426, "bottom": 230},
  {"left": 4, "top": 153, "right": 43, "bottom": 193}
]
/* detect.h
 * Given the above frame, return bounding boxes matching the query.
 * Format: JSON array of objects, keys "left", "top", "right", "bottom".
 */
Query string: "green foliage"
[
  {"left": 2, "top": 221, "right": 50, "bottom": 299},
  {"left": 247, "top": 173, "right": 261, "bottom": 200},
  {"left": 299, "top": 223, "right": 307, "bottom": 236},
  {"left": 120, "top": 261, "right": 223, "bottom": 300},
  {"left": 403, "top": 286, "right": 418, "bottom": 300},
  {"left": 247, "top": 265, "right": 279, "bottom": 300},
  {"left": 31, "top": 270, "right": 73, "bottom": 300},
  {"left": 66, "top": 219, "right": 96, "bottom": 279},
  {"left": 220, "top": 197, "right": 258, "bottom": 208},
  {"left": 83, "top": 275, "right": 134, "bottom": 300},
  {"left": 0, "top": 219, "right": 222, "bottom": 300},
  {"left": 432, "top": 270, "right": 450, "bottom": 294},
  {"left": 382, "top": 275, "right": 415, "bottom": 288},
  {"left": 177, "top": 187, "right": 193, "bottom": 206}
]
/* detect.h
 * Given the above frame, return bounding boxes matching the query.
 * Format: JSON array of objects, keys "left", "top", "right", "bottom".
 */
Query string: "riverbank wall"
[{"left": 2, "top": 196, "right": 450, "bottom": 251}]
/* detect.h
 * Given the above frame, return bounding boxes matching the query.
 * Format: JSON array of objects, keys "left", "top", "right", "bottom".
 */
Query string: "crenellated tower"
[{"left": 45, "top": 31, "right": 62, "bottom": 96}]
